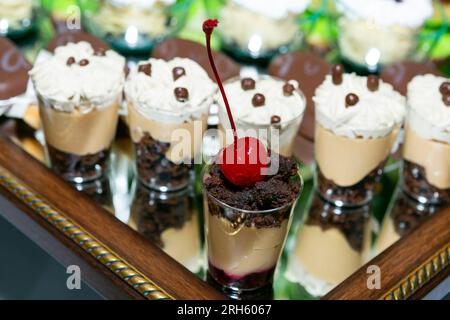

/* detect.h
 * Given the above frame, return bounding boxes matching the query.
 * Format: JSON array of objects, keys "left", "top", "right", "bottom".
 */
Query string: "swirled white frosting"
[
  {"left": 125, "top": 58, "right": 216, "bottom": 123},
  {"left": 230, "top": 0, "right": 310, "bottom": 19},
  {"left": 336, "top": 0, "right": 433, "bottom": 28},
  {"left": 107, "top": 0, "right": 175, "bottom": 9},
  {"left": 313, "top": 73, "right": 406, "bottom": 139},
  {"left": 30, "top": 41, "right": 125, "bottom": 112},
  {"left": 217, "top": 76, "right": 306, "bottom": 126},
  {"left": 407, "top": 74, "right": 450, "bottom": 143}
]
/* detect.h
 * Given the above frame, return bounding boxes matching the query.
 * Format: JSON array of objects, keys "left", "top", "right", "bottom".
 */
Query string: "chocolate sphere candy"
[
  {"left": 271, "top": 115, "right": 281, "bottom": 124},
  {"left": 66, "top": 56, "right": 76, "bottom": 66},
  {"left": 47, "top": 31, "right": 110, "bottom": 54},
  {"left": 152, "top": 38, "right": 240, "bottom": 82},
  {"left": 283, "top": 82, "right": 295, "bottom": 96},
  {"left": 172, "top": 67, "right": 186, "bottom": 81},
  {"left": 367, "top": 75, "right": 379, "bottom": 91},
  {"left": 0, "top": 37, "right": 31, "bottom": 100},
  {"left": 345, "top": 93, "right": 359, "bottom": 107},
  {"left": 174, "top": 87, "right": 189, "bottom": 102},
  {"left": 443, "top": 95, "right": 450, "bottom": 107},
  {"left": 331, "top": 64, "right": 344, "bottom": 85},
  {"left": 138, "top": 63, "right": 152, "bottom": 76},
  {"left": 241, "top": 77, "right": 255, "bottom": 90},
  {"left": 79, "top": 59, "right": 89, "bottom": 66},
  {"left": 252, "top": 93, "right": 265, "bottom": 107},
  {"left": 439, "top": 81, "right": 450, "bottom": 96}
]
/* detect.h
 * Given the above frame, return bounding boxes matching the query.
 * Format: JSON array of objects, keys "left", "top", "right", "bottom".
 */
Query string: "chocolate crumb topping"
[
  {"left": 172, "top": 66, "right": 186, "bottom": 81},
  {"left": 79, "top": 59, "right": 89, "bottom": 66},
  {"left": 271, "top": 115, "right": 281, "bottom": 124},
  {"left": 282, "top": 82, "right": 295, "bottom": 96},
  {"left": 367, "top": 75, "right": 379, "bottom": 92},
  {"left": 332, "top": 64, "right": 344, "bottom": 85},
  {"left": 252, "top": 93, "right": 265, "bottom": 107},
  {"left": 66, "top": 56, "right": 76, "bottom": 66},
  {"left": 174, "top": 87, "right": 189, "bottom": 102},
  {"left": 439, "top": 81, "right": 450, "bottom": 96},
  {"left": 241, "top": 77, "right": 256, "bottom": 90},
  {"left": 138, "top": 63, "right": 152, "bottom": 76},
  {"left": 345, "top": 93, "right": 359, "bottom": 107}
]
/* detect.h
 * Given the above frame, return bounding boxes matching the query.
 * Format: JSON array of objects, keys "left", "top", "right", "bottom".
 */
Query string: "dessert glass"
[
  {"left": 315, "top": 123, "right": 400, "bottom": 207},
  {"left": 218, "top": 76, "right": 306, "bottom": 157},
  {"left": 216, "top": 0, "right": 305, "bottom": 61},
  {"left": 202, "top": 163, "right": 302, "bottom": 293},
  {"left": 0, "top": 0, "right": 36, "bottom": 38},
  {"left": 82, "top": 0, "right": 186, "bottom": 53},
  {"left": 38, "top": 95, "right": 120, "bottom": 183}
]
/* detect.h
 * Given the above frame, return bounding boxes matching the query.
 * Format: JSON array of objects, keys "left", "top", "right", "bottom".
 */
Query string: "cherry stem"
[{"left": 203, "top": 19, "right": 238, "bottom": 145}]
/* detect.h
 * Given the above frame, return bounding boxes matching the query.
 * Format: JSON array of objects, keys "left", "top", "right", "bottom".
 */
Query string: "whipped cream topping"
[
  {"left": 30, "top": 42, "right": 125, "bottom": 112},
  {"left": 125, "top": 58, "right": 216, "bottom": 123},
  {"left": 407, "top": 74, "right": 450, "bottom": 143},
  {"left": 230, "top": 0, "right": 310, "bottom": 19},
  {"left": 107, "top": 0, "right": 175, "bottom": 9},
  {"left": 337, "top": 0, "right": 433, "bottom": 28},
  {"left": 217, "top": 76, "right": 306, "bottom": 127},
  {"left": 314, "top": 73, "right": 406, "bottom": 139}
]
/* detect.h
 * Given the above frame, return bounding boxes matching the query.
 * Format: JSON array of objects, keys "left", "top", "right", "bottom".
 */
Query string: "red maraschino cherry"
[{"left": 203, "top": 19, "right": 269, "bottom": 187}]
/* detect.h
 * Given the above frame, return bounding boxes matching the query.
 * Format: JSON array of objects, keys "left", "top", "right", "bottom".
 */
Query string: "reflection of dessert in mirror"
[
  {"left": 125, "top": 57, "right": 215, "bottom": 191},
  {"left": 0, "top": 0, "right": 34, "bottom": 36},
  {"left": 72, "top": 177, "right": 114, "bottom": 213},
  {"left": 129, "top": 184, "right": 201, "bottom": 273},
  {"left": 376, "top": 190, "right": 443, "bottom": 254},
  {"left": 152, "top": 38, "right": 241, "bottom": 83},
  {"left": 217, "top": 75, "right": 306, "bottom": 157},
  {"left": 202, "top": 19, "right": 302, "bottom": 295},
  {"left": 336, "top": 0, "right": 433, "bottom": 69},
  {"left": 30, "top": 42, "right": 125, "bottom": 183},
  {"left": 286, "top": 192, "right": 372, "bottom": 297},
  {"left": 314, "top": 66, "right": 406, "bottom": 206},
  {"left": 218, "top": 0, "right": 310, "bottom": 60},
  {"left": 402, "top": 75, "right": 450, "bottom": 205}
]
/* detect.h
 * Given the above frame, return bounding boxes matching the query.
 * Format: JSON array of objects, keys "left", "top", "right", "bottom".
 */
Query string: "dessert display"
[
  {"left": 376, "top": 190, "right": 443, "bottom": 254},
  {"left": 286, "top": 193, "right": 372, "bottom": 297},
  {"left": 218, "top": 0, "right": 310, "bottom": 60},
  {"left": 402, "top": 74, "right": 450, "bottom": 204},
  {"left": 129, "top": 184, "right": 201, "bottom": 273},
  {"left": 314, "top": 66, "right": 406, "bottom": 206},
  {"left": 336, "top": 0, "right": 433, "bottom": 70},
  {"left": 217, "top": 75, "right": 306, "bottom": 157},
  {"left": 0, "top": 0, "right": 35, "bottom": 37},
  {"left": 202, "top": 20, "right": 302, "bottom": 294},
  {"left": 125, "top": 57, "right": 215, "bottom": 191},
  {"left": 30, "top": 42, "right": 125, "bottom": 182},
  {"left": 84, "top": 0, "right": 180, "bottom": 53}
]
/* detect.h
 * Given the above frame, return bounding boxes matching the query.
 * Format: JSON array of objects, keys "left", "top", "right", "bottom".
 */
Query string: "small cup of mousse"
[
  {"left": 402, "top": 75, "right": 450, "bottom": 205},
  {"left": 30, "top": 42, "right": 125, "bottom": 183},
  {"left": 217, "top": 75, "right": 306, "bottom": 157},
  {"left": 125, "top": 58, "right": 216, "bottom": 191},
  {"left": 313, "top": 65, "right": 406, "bottom": 207}
]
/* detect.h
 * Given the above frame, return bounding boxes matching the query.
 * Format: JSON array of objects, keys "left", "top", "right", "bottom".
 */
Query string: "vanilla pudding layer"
[
  {"left": 40, "top": 101, "right": 119, "bottom": 156},
  {"left": 0, "top": 0, "right": 33, "bottom": 26},
  {"left": 128, "top": 103, "right": 208, "bottom": 164},
  {"left": 315, "top": 124, "right": 399, "bottom": 187},
  {"left": 403, "top": 126, "right": 450, "bottom": 190},
  {"left": 206, "top": 214, "right": 289, "bottom": 278}
]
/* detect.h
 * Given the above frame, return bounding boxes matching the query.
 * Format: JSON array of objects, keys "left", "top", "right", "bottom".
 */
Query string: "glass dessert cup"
[
  {"left": 202, "top": 164, "right": 303, "bottom": 294},
  {"left": 0, "top": 0, "right": 36, "bottom": 38},
  {"left": 38, "top": 95, "right": 120, "bottom": 183},
  {"left": 286, "top": 192, "right": 372, "bottom": 297},
  {"left": 402, "top": 126, "right": 450, "bottom": 205},
  {"left": 129, "top": 183, "right": 201, "bottom": 273},
  {"left": 82, "top": 0, "right": 185, "bottom": 54},
  {"left": 128, "top": 102, "right": 209, "bottom": 192},
  {"left": 338, "top": 17, "right": 419, "bottom": 73},
  {"left": 218, "top": 1, "right": 303, "bottom": 62},
  {"left": 314, "top": 123, "right": 400, "bottom": 207}
]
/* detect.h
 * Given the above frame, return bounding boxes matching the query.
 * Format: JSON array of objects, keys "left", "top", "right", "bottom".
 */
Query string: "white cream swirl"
[
  {"left": 217, "top": 76, "right": 306, "bottom": 127},
  {"left": 30, "top": 41, "right": 125, "bottom": 112},
  {"left": 336, "top": 0, "right": 433, "bottom": 28},
  {"left": 314, "top": 73, "right": 406, "bottom": 139},
  {"left": 107, "top": 0, "right": 175, "bottom": 9},
  {"left": 230, "top": 0, "right": 310, "bottom": 19},
  {"left": 125, "top": 58, "right": 216, "bottom": 123},
  {"left": 407, "top": 74, "right": 450, "bottom": 143}
]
